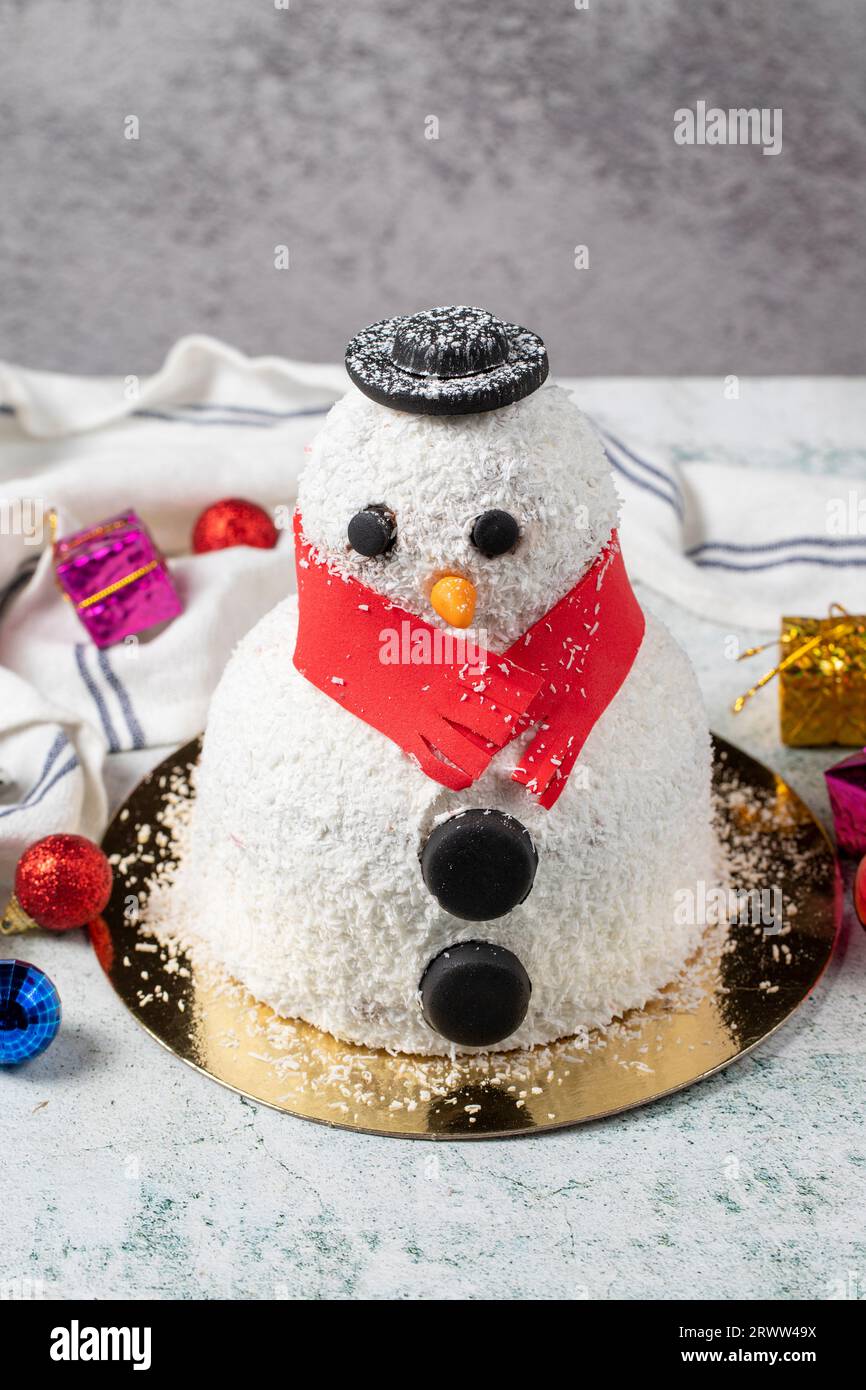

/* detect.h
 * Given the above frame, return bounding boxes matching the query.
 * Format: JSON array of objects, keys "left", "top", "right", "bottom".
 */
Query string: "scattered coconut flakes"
[{"left": 107, "top": 744, "right": 831, "bottom": 1120}]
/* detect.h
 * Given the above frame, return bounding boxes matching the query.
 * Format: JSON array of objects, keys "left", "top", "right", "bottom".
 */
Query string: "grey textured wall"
[{"left": 1, "top": 0, "right": 863, "bottom": 376}]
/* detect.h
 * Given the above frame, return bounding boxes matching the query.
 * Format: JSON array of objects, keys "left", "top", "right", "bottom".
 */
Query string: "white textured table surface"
[{"left": 4, "top": 380, "right": 864, "bottom": 1302}]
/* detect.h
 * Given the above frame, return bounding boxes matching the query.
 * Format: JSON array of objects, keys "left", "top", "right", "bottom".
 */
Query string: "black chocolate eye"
[
  {"left": 470, "top": 509, "right": 520, "bottom": 558},
  {"left": 347, "top": 505, "right": 396, "bottom": 557}
]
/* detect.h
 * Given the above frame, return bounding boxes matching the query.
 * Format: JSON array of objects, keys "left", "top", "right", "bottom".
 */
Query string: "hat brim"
[{"left": 345, "top": 315, "right": 549, "bottom": 416}]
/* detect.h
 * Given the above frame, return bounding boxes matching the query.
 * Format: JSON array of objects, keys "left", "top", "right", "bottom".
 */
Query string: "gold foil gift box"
[{"left": 734, "top": 606, "right": 866, "bottom": 747}]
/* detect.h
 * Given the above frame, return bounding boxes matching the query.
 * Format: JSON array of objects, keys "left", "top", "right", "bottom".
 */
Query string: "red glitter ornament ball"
[
  {"left": 855, "top": 856, "right": 866, "bottom": 929},
  {"left": 192, "top": 498, "right": 278, "bottom": 554},
  {"left": 15, "top": 834, "right": 113, "bottom": 932}
]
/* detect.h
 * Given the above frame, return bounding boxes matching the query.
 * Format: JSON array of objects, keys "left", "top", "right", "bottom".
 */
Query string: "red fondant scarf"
[{"left": 292, "top": 511, "right": 644, "bottom": 809}]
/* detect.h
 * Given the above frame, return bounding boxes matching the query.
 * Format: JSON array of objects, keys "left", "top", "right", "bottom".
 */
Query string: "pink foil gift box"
[
  {"left": 824, "top": 747, "right": 866, "bottom": 857},
  {"left": 53, "top": 510, "right": 182, "bottom": 648}
]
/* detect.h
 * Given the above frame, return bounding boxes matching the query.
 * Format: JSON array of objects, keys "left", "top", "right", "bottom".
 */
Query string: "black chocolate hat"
[{"left": 345, "top": 305, "right": 549, "bottom": 417}]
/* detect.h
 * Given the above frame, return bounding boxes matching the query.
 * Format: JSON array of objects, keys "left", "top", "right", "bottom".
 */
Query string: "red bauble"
[
  {"left": 192, "top": 498, "right": 278, "bottom": 554},
  {"left": 855, "top": 856, "right": 866, "bottom": 929},
  {"left": 15, "top": 834, "right": 113, "bottom": 931}
]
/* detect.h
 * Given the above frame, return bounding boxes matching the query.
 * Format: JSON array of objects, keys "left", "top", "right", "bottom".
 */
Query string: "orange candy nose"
[{"left": 430, "top": 575, "right": 477, "bottom": 629}]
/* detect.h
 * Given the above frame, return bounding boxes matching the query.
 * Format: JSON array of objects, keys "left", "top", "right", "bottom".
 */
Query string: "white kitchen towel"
[
  {"left": 0, "top": 336, "right": 344, "bottom": 884},
  {"left": 0, "top": 667, "right": 108, "bottom": 881},
  {"left": 597, "top": 424, "right": 866, "bottom": 633},
  {"left": 0, "top": 334, "right": 862, "bottom": 885}
]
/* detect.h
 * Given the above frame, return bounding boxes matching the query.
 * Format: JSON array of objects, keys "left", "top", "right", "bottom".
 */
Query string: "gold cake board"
[{"left": 92, "top": 736, "right": 841, "bottom": 1140}]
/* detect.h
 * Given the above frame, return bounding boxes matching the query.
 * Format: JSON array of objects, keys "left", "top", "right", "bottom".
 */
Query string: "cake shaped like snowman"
[{"left": 168, "top": 307, "right": 716, "bottom": 1055}]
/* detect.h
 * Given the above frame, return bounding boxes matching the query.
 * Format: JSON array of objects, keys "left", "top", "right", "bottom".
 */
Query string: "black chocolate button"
[
  {"left": 421, "top": 808, "right": 537, "bottom": 921},
  {"left": 347, "top": 505, "right": 395, "bottom": 557},
  {"left": 420, "top": 940, "right": 531, "bottom": 1047},
  {"left": 471, "top": 509, "right": 520, "bottom": 558}
]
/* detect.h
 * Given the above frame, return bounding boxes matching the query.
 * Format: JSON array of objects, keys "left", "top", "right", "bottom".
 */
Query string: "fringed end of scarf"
[{"left": 511, "top": 725, "right": 583, "bottom": 810}]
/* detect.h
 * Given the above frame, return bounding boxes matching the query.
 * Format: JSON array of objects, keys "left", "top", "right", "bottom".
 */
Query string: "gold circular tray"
[{"left": 93, "top": 736, "right": 840, "bottom": 1140}]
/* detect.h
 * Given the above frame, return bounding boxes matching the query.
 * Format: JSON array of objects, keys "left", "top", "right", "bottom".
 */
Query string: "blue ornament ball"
[{"left": 0, "top": 960, "right": 61, "bottom": 1065}]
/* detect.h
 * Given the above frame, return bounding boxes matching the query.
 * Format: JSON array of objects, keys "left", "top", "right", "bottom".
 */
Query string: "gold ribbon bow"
[{"left": 733, "top": 604, "right": 866, "bottom": 746}]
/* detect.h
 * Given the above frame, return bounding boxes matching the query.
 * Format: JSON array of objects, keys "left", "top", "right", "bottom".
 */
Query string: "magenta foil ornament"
[
  {"left": 53, "top": 511, "right": 182, "bottom": 649},
  {"left": 824, "top": 747, "right": 866, "bottom": 857}
]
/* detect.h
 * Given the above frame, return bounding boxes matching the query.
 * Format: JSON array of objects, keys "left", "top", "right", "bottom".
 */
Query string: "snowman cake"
[{"left": 162, "top": 306, "right": 716, "bottom": 1055}]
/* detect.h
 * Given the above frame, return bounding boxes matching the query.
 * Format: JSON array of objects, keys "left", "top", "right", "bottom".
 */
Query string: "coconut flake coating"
[
  {"left": 153, "top": 382, "right": 716, "bottom": 1054},
  {"left": 162, "top": 598, "right": 714, "bottom": 1053},
  {"left": 298, "top": 383, "right": 620, "bottom": 653}
]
